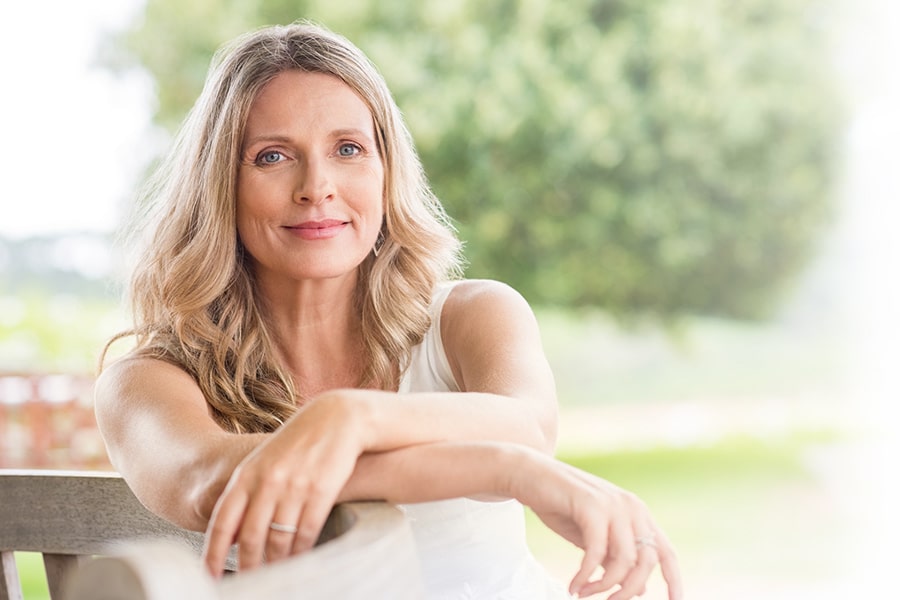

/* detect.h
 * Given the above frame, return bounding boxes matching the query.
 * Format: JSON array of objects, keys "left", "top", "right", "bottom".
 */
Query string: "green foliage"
[
  {"left": 110, "top": 0, "right": 841, "bottom": 319},
  {"left": 0, "top": 292, "right": 125, "bottom": 374}
]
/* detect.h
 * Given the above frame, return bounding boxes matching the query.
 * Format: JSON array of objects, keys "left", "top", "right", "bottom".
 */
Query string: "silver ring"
[
  {"left": 635, "top": 534, "right": 656, "bottom": 550},
  {"left": 269, "top": 522, "right": 298, "bottom": 534}
]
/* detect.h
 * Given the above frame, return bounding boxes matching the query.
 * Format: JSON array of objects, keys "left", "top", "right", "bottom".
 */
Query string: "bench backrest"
[{"left": 0, "top": 470, "right": 423, "bottom": 600}]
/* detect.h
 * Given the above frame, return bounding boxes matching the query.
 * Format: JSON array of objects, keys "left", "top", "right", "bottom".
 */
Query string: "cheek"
[
  {"left": 236, "top": 173, "right": 279, "bottom": 220},
  {"left": 234, "top": 180, "right": 271, "bottom": 250},
  {"left": 356, "top": 165, "right": 385, "bottom": 216},
  {"left": 235, "top": 174, "right": 254, "bottom": 226},
  {"left": 234, "top": 195, "right": 254, "bottom": 241},
  {"left": 234, "top": 209, "right": 256, "bottom": 256}
]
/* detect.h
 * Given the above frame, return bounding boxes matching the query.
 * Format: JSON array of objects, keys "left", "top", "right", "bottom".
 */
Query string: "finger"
[
  {"left": 565, "top": 497, "right": 610, "bottom": 595},
  {"left": 291, "top": 489, "right": 336, "bottom": 554},
  {"left": 590, "top": 516, "right": 637, "bottom": 594},
  {"left": 265, "top": 508, "right": 301, "bottom": 563},
  {"left": 203, "top": 488, "right": 249, "bottom": 578},
  {"left": 568, "top": 513, "right": 609, "bottom": 595},
  {"left": 568, "top": 541, "right": 605, "bottom": 596},
  {"left": 235, "top": 490, "right": 281, "bottom": 571},
  {"left": 602, "top": 544, "right": 658, "bottom": 600},
  {"left": 654, "top": 529, "right": 684, "bottom": 600}
]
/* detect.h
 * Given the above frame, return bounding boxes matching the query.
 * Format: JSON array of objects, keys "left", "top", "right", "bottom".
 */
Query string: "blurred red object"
[{"left": 0, "top": 373, "right": 111, "bottom": 470}]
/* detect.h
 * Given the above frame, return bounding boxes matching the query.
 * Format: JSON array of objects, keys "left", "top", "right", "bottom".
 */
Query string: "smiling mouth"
[
  {"left": 291, "top": 219, "right": 348, "bottom": 229},
  {"left": 286, "top": 220, "right": 349, "bottom": 240}
]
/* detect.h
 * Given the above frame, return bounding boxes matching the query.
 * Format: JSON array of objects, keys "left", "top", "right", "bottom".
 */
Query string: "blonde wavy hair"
[{"left": 104, "top": 22, "right": 463, "bottom": 433}]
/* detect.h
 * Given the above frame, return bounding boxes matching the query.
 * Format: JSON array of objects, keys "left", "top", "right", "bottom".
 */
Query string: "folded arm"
[
  {"left": 350, "top": 279, "right": 558, "bottom": 454},
  {"left": 94, "top": 281, "right": 681, "bottom": 598},
  {"left": 95, "top": 280, "right": 556, "bottom": 522},
  {"left": 94, "top": 352, "right": 553, "bottom": 568}
]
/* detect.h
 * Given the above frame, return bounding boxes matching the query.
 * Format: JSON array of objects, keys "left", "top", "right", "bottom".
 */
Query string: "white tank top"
[{"left": 398, "top": 281, "right": 569, "bottom": 599}]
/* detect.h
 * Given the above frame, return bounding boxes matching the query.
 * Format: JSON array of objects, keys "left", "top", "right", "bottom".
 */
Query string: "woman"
[{"left": 95, "top": 22, "right": 681, "bottom": 600}]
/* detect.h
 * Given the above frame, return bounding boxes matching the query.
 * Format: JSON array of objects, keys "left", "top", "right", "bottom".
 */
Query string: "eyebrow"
[
  {"left": 242, "top": 134, "right": 293, "bottom": 148},
  {"left": 242, "top": 128, "right": 376, "bottom": 149}
]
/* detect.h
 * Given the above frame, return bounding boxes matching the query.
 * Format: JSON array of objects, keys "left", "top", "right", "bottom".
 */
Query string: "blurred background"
[{"left": 0, "top": 0, "right": 896, "bottom": 598}]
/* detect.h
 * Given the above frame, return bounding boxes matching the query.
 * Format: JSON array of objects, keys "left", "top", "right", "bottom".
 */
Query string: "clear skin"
[{"left": 94, "top": 71, "right": 682, "bottom": 600}]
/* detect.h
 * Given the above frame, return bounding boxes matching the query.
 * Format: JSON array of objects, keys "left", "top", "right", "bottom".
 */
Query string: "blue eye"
[
  {"left": 338, "top": 143, "right": 360, "bottom": 157},
  {"left": 257, "top": 150, "right": 284, "bottom": 165}
]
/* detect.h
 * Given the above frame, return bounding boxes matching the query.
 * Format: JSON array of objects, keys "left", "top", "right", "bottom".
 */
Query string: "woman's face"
[{"left": 236, "top": 70, "right": 384, "bottom": 285}]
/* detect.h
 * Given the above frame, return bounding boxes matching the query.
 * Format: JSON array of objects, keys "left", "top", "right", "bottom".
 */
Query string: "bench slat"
[
  {"left": 0, "top": 470, "right": 205, "bottom": 557},
  {"left": 0, "top": 551, "right": 23, "bottom": 600},
  {"left": 2, "top": 470, "right": 424, "bottom": 599},
  {"left": 67, "top": 502, "right": 424, "bottom": 600},
  {"left": 44, "top": 554, "right": 87, "bottom": 600}
]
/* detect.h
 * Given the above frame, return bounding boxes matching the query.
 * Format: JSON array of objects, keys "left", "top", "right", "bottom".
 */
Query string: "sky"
[{"left": 0, "top": 0, "right": 150, "bottom": 239}]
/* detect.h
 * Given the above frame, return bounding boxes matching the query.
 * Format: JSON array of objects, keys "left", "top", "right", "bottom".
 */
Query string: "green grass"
[
  {"left": 525, "top": 429, "right": 855, "bottom": 597},
  {"left": 13, "top": 553, "right": 50, "bottom": 600}
]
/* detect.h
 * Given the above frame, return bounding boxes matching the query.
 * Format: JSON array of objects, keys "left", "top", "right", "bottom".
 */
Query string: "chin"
[{"left": 291, "top": 257, "right": 368, "bottom": 281}]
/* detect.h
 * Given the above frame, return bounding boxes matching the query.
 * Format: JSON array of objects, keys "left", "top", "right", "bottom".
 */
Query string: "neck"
[{"left": 255, "top": 271, "right": 366, "bottom": 398}]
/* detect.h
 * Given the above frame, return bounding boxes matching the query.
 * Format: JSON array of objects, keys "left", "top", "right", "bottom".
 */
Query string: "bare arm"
[
  {"left": 95, "top": 281, "right": 555, "bottom": 523},
  {"left": 198, "top": 280, "right": 561, "bottom": 562},
  {"left": 96, "top": 343, "right": 681, "bottom": 599},
  {"left": 347, "top": 279, "right": 558, "bottom": 455},
  {"left": 345, "top": 442, "right": 683, "bottom": 600},
  {"left": 96, "top": 355, "right": 556, "bottom": 576},
  {"left": 94, "top": 357, "right": 264, "bottom": 531}
]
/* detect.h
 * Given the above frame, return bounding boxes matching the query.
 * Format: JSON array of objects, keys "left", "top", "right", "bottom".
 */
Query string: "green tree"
[{"left": 109, "top": 0, "right": 840, "bottom": 319}]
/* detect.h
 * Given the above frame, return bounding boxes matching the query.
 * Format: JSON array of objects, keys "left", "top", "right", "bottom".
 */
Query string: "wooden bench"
[{"left": 0, "top": 470, "right": 423, "bottom": 599}]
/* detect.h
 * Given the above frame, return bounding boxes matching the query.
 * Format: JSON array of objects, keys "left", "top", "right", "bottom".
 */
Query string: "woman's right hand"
[
  {"left": 507, "top": 450, "right": 683, "bottom": 600},
  {"left": 202, "top": 392, "right": 368, "bottom": 577}
]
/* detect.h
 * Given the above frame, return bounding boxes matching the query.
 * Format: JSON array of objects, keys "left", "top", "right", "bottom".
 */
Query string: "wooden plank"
[
  {"left": 66, "top": 502, "right": 424, "bottom": 600},
  {"left": 0, "top": 551, "right": 23, "bottom": 600},
  {"left": 67, "top": 544, "right": 219, "bottom": 600},
  {"left": 43, "top": 554, "right": 86, "bottom": 600},
  {"left": 0, "top": 469, "right": 362, "bottom": 573},
  {"left": 217, "top": 502, "right": 424, "bottom": 599},
  {"left": 0, "top": 470, "right": 206, "bottom": 557}
]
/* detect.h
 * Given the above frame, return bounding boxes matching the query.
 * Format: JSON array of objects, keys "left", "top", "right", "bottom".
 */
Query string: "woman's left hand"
[
  {"left": 507, "top": 451, "right": 683, "bottom": 600},
  {"left": 202, "top": 392, "right": 367, "bottom": 576}
]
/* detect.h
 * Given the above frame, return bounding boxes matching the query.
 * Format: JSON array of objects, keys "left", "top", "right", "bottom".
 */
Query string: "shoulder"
[
  {"left": 94, "top": 353, "right": 217, "bottom": 451},
  {"left": 440, "top": 279, "right": 540, "bottom": 350},
  {"left": 98, "top": 354, "right": 195, "bottom": 390},
  {"left": 442, "top": 279, "right": 534, "bottom": 318},
  {"left": 438, "top": 279, "right": 552, "bottom": 394},
  {"left": 95, "top": 354, "right": 201, "bottom": 414}
]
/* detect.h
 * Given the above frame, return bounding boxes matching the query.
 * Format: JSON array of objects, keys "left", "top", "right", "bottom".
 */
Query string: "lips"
[{"left": 285, "top": 219, "right": 349, "bottom": 240}]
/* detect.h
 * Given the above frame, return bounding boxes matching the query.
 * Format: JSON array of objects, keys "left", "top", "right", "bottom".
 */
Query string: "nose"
[{"left": 293, "top": 156, "right": 335, "bottom": 205}]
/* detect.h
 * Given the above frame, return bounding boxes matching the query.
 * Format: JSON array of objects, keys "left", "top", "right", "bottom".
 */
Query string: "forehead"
[{"left": 244, "top": 70, "right": 375, "bottom": 138}]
